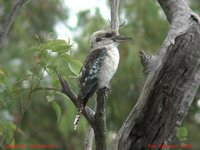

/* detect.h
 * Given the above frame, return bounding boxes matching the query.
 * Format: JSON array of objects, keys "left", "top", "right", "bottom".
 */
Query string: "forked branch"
[
  {"left": 56, "top": 72, "right": 95, "bottom": 127},
  {"left": 57, "top": 1, "right": 120, "bottom": 150}
]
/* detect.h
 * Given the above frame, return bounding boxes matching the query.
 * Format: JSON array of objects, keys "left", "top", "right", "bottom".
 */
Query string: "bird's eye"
[
  {"left": 105, "top": 33, "right": 112, "bottom": 38},
  {"left": 96, "top": 37, "right": 102, "bottom": 42}
]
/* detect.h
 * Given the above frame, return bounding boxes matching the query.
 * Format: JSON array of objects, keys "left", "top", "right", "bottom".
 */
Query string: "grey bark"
[
  {"left": 110, "top": 0, "right": 119, "bottom": 31},
  {"left": 58, "top": 76, "right": 109, "bottom": 150},
  {"left": 84, "top": 126, "right": 94, "bottom": 150},
  {"left": 0, "top": 0, "right": 27, "bottom": 48},
  {"left": 93, "top": 88, "right": 109, "bottom": 150},
  {"left": 112, "top": 0, "right": 200, "bottom": 150}
]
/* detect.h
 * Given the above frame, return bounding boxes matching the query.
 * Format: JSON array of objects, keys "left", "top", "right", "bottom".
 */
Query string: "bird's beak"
[{"left": 113, "top": 35, "right": 132, "bottom": 42}]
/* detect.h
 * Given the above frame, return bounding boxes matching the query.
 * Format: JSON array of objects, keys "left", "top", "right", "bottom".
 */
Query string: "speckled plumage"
[
  {"left": 74, "top": 29, "right": 130, "bottom": 130},
  {"left": 78, "top": 43, "right": 119, "bottom": 106},
  {"left": 78, "top": 47, "right": 108, "bottom": 106}
]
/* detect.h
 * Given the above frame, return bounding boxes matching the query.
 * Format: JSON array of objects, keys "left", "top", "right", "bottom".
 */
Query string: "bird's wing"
[{"left": 78, "top": 47, "right": 107, "bottom": 105}]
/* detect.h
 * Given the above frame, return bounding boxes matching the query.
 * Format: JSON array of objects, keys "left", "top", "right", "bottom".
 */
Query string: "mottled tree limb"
[
  {"left": 112, "top": 0, "right": 200, "bottom": 150},
  {"left": 0, "top": 0, "right": 27, "bottom": 48}
]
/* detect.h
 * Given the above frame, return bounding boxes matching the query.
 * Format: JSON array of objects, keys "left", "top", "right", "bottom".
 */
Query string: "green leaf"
[
  {"left": 68, "top": 63, "right": 79, "bottom": 76},
  {"left": 43, "top": 39, "right": 71, "bottom": 52},
  {"left": 46, "top": 65, "right": 57, "bottom": 71},
  {"left": 176, "top": 127, "right": 188, "bottom": 139},
  {"left": 27, "top": 45, "right": 40, "bottom": 52},
  {"left": 4, "top": 123, "right": 15, "bottom": 144},
  {"left": 0, "top": 121, "right": 4, "bottom": 134},
  {"left": 0, "top": 68, "right": 5, "bottom": 76},
  {"left": 51, "top": 101, "right": 62, "bottom": 124},
  {"left": 9, "top": 123, "right": 25, "bottom": 136},
  {"left": 46, "top": 95, "right": 55, "bottom": 102},
  {"left": 26, "top": 70, "right": 33, "bottom": 76},
  {"left": 67, "top": 59, "right": 82, "bottom": 76}
]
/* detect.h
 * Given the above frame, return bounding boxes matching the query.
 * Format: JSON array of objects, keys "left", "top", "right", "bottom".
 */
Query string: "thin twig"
[
  {"left": 8, "top": 62, "right": 39, "bottom": 144},
  {"left": 0, "top": 0, "right": 27, "bottom": 48},
  {"left": 33, "top": 87, "right": 61, "bottom": 92}
]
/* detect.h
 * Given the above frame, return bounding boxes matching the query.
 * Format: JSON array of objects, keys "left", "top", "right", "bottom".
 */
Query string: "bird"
[{"left": 73, "top": 28, "right": 131, "bottom": 130}]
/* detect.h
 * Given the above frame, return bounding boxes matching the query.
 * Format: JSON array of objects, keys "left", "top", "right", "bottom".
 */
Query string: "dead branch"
[
  {"left": 139, "top": 49, "right": 160, "bottom": 74},
  {"left": 110, "top": 0, "right": 120, "bottom": 32},
  {"left": 0, "top": 0, "right": 27, "bottom": 48},
  {"left": 84, "top": 126, "right": 94, "bottom": 150},
  {"left": 112, "top": 0, "right": 200, "bottom": 150},
  {"left": 93, "top": 88, "right": 109, "bottom": 150}
]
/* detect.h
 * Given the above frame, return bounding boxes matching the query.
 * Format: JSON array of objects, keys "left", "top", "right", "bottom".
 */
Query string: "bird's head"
[{"left": 90, "top": 29, "right": 131, "bottom": 49}]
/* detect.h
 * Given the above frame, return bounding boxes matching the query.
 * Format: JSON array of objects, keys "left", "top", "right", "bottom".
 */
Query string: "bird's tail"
[{"left": 73, "top": 98, "right": 84, "bottom": 130}]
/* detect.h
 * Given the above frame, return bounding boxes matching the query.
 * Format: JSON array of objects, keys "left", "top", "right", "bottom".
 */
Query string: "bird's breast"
[{"left": 98, "top": 47, "right": 119, "bottom": 88}]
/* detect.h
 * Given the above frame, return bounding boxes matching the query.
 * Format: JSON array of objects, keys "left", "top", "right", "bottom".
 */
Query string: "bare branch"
[
  {"left": 56, "top": 72, "right": 95, "bottom": 127},
  {"left": 139, "top": 49, "right": 160, "bottom": 74},
  {"left": 33, "top": 87, "right": 61, "bottom": 92},
  {"left": 157, "top": 0, "right": 191, "bottom": 24},
  {"left": 119, "top": 21, "right": 126, "bottom": 28},
  {"left": 110, "top": 0, "right": 120, "bottom": 32},
  {"left": 93, "top": 88, "right": 109, "bottom": 150},
  {"left": 84, "top": 126, "right": 94, "bottom": 150},
  {"left": 0, "top": 0, "right": 27, "bottom": 48}
]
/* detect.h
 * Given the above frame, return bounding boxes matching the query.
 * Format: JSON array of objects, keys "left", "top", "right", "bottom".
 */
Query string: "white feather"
[{"left": 98, "top": 43, "right": 119, "bottom": 88}]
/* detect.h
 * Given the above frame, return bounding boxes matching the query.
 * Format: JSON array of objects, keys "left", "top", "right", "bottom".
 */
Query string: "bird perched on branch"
[{"left": 74, "top": 29, "right": 131, "bottom": 130}]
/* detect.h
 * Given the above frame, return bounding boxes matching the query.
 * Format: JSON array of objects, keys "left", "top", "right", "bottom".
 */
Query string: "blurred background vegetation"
[{"left": 0, "top": 0, "right": 199, "bottom": 149}]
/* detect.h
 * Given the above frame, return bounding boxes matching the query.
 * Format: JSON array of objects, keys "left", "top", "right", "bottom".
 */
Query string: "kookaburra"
[{"left": 74, "top": 29, "right": 131, "bottom": 129}]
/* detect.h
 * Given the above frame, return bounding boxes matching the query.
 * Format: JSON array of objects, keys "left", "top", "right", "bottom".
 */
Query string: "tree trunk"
[{"left": 112, "top": 0, "right": 200, "bottom": 150}]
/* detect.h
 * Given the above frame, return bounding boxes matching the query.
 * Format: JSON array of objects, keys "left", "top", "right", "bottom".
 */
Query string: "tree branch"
[
  {"left": 0, "top": 0, "right": 27, "bottom": 48},
  {"left": 56, "top": 72, "right": 95, "bottom": 127},
  {"left": 112, "top": 0, "right": 200, "bottom": 149},
  {"left": 84, "top": 1, "right": 120, "bottom": 149},
  {"left": 84, "top": 126, "right": 94, "bottom": 150},
  {"left": 56, "top": 1, "right": 119, "bottom": 150},
  {"left": 93, "top": 88, "right": 109, "bottom": 150},
  {"left": 32, "top": 87, "right": 61, "bottom": 92},
  {"left": 139, "top": 49, "right": 160, "bottom": 74},
  {"left": 158, "top": 0, "right": 191, "bottom": 24},
  {"left": 110, "top": 0, "right": 120, "bottom": 32}
]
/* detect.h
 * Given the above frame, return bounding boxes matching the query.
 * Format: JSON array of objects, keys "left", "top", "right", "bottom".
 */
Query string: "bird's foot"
[
  {"left": 104, "top": 86, "right": 111, "bottom": 94},
  {"left": 98, "top": 86, "right": 111, "bottom": 96}
]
